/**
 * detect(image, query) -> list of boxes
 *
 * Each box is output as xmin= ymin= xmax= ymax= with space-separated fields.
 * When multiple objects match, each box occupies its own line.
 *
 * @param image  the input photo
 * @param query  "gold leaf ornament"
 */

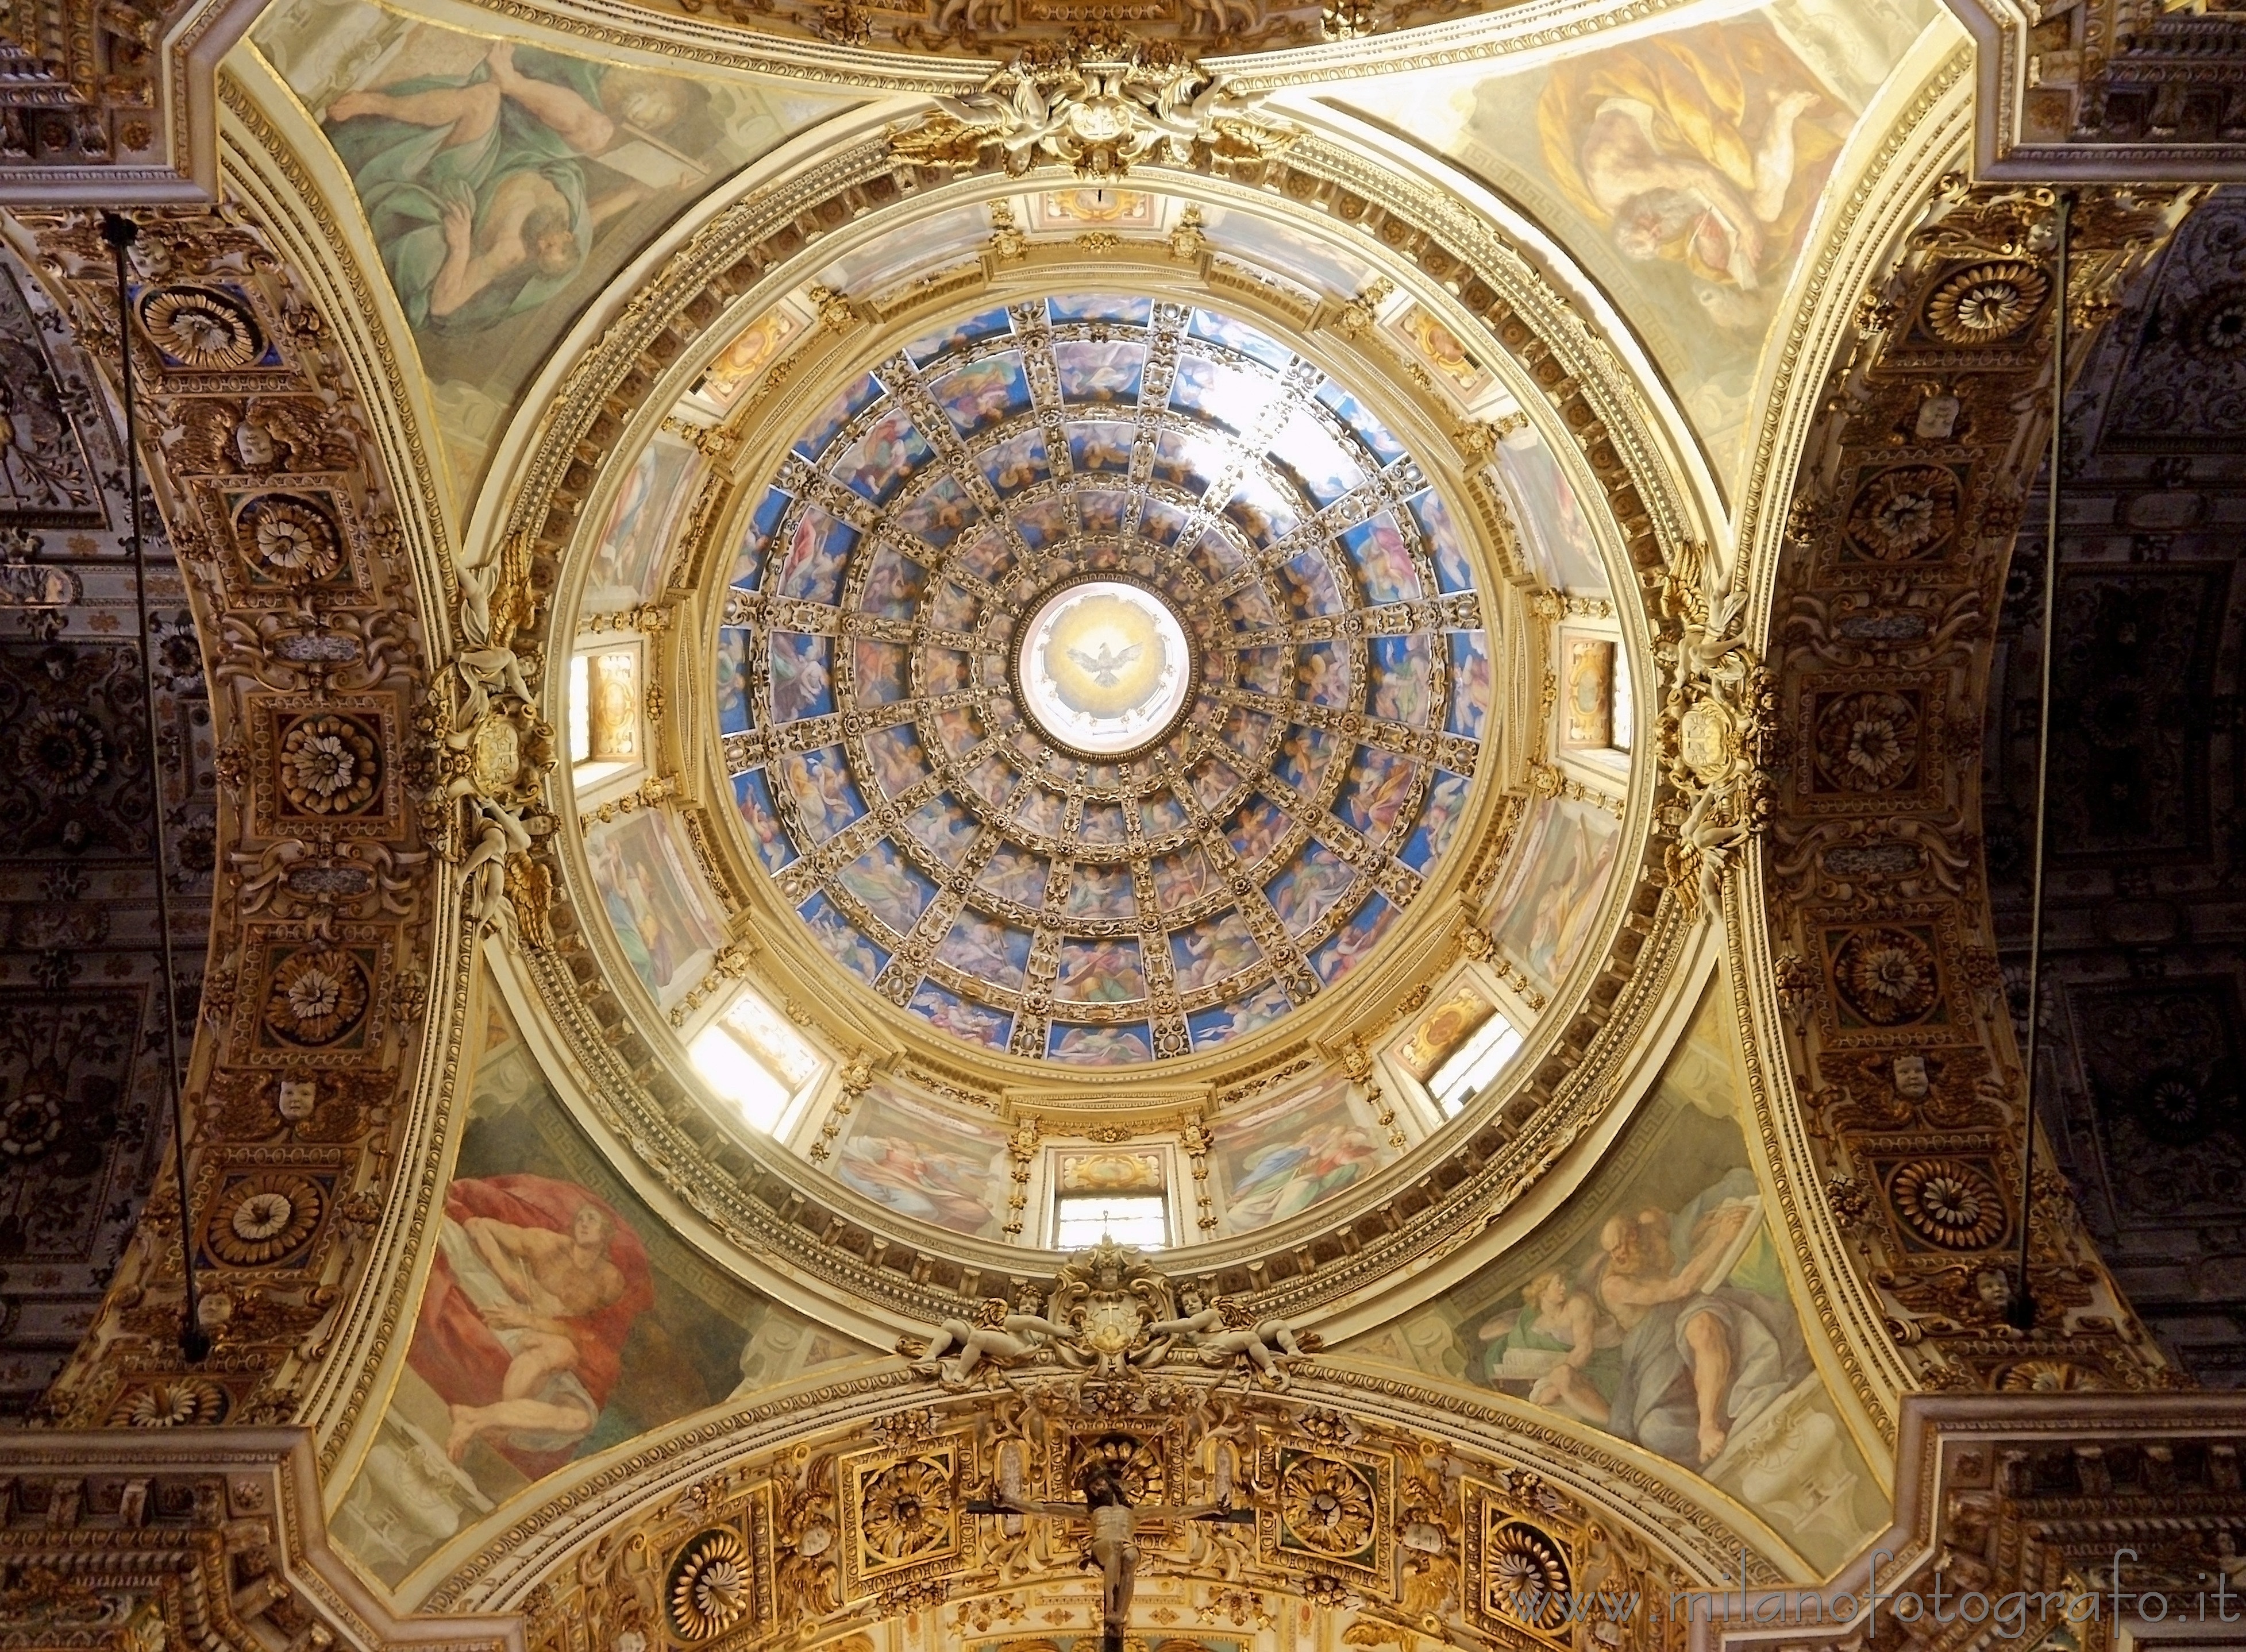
xmin=138 ymin=285 xmax=263 ymax=368
xmin=1280 ymin=1457 xmax=1376 ymax=1555
xmin=666 ymin=1529 xmax=753 ymax=1641
xmin=1923 ymin=260 xmax=2048 ymax=344
xmin=207 ymin=1173 xmax=323 ymax=1266
xmin=859 ymin=1458 xmax=951 ymax=1561
xmin=1485 ymin=1520 xmax=1570 ymax=1631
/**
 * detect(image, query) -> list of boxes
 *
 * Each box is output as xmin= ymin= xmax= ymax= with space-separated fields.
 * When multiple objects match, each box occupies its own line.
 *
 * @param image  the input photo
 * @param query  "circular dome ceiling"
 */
xmin=716 ymin=292 xmax=1492 ymax=1067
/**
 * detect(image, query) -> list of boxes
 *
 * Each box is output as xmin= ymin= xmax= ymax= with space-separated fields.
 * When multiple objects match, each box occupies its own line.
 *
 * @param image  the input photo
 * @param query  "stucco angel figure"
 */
xmin=1658 ymin=538 xmax=1751 ymax=688
xmin=969 ymin=1461 xmax=1253 ymax=1652
xmin=1145 ymin=1290 xmax=1320 ymax=1386
xmin=449 ymin=532 xmax=537 ymax=740
xmin=900 ymin=1296 xmax=1068 ymax=1387
xmin=929 ymin=56 xmax=1070 ymax=175
xmin=460 ymin=794 xmax=533 ymax=927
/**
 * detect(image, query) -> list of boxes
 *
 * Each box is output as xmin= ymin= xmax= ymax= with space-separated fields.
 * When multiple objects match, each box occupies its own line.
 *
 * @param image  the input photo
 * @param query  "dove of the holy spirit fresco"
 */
xmin=1068 ymin=640 xmax=1144 ymax=687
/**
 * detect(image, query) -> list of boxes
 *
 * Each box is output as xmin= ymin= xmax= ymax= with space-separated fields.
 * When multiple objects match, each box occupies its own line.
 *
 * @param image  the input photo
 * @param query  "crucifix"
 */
xmin=969 ymin=1461 xmax=1255 ymax=1652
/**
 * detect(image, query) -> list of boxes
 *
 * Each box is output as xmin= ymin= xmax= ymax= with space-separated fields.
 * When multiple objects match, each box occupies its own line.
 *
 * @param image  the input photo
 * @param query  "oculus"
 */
xmin=1012 ymin=577 xmax=1196 ymax=757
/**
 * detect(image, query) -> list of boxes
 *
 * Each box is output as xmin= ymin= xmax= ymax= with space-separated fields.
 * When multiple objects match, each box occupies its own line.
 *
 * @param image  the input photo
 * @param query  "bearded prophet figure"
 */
xmin=1589 ymin=1169 xmax=1809 ymax=1465
xmin=408 ymin=1175 xmax=653 ymax=1476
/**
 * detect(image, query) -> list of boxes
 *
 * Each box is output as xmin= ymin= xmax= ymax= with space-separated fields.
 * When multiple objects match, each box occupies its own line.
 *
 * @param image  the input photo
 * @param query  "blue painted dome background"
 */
xmin=715 ymin=294 xmax=1492 ymax=1066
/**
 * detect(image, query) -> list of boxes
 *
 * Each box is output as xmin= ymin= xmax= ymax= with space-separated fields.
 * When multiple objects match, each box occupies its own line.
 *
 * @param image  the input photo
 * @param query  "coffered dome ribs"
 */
xmin=716 ymin=294 xmax=1490 ymax=1067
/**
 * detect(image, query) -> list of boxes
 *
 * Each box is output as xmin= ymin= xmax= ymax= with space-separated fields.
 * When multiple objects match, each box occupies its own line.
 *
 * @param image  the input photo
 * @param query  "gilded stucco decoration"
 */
xmin=899 ymin=1240 xmax=1319 ymax=1387
xmin=429 ymin=1346 xmax=1711 ymax=1652
xmin=0 ymin=198 xmax=456 ymax=1449
xmin=1651 ymin=542 xmax=1775 ymax=915
xmin=886 ymin=41 xmax=1296 ymax=179
xmin=1744 ymin=172 xmax=2204 ymax=1407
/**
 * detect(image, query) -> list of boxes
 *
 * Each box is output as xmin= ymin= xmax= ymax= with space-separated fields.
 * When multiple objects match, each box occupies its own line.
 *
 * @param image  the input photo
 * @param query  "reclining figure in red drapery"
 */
xmin=408 ymin=1173 xmax=654 ymax=1475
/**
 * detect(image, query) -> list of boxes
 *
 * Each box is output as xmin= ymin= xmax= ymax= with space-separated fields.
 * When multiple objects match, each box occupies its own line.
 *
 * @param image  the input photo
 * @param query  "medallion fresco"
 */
xmin=1343 ymin=985 xmax=1889 ymax=1571
xmin=333 ymin=987 xmax=874 ymax=1587
xmin=719 ymin=296 xmax=1490 ymax=1066
xmin=1336 ymin=0 xmax=1941 ymax=499
xmin=250 ymin=0 xmax=856 ymax=491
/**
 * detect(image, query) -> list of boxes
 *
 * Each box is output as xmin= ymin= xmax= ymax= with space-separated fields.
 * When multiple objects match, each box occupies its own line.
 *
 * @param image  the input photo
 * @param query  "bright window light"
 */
xmin=691 ymin=986 xmax=823 ymax=1134
xmin=1054 ymin=1192 xmax=1168 ymax=1250
xmin=722 ymin=989 xmax=819 ymax=1089
xmin=1431 ymin=1014 xmax=1524 ymax=1117
xmin=588 ymin=650 xmax=638 ymax=759
xmin=689 ymin=1024 xmax=792 ymax=1132
xmin=1610 ymin=652 xmax=1634 ymax=751
xmin=567 ymin=652 xmax=592 ymax=764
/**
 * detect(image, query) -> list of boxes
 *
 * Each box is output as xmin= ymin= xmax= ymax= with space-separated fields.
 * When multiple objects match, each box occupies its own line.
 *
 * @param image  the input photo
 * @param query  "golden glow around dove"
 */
xmin=1018 ymin=581 xmax=1192 ymax=755
xmin=1046 ymin=594 xmax=1164 ymax=716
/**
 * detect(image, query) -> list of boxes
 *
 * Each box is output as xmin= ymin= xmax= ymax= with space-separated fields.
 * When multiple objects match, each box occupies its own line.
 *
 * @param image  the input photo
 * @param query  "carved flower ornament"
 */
xmin=1831 ymin=927 xmax=1939 ymax=1025
xmin=280 ymin=715 xmax=379 ymax=814
xmin=0 ymin=1058 xmax=66 ymax=1159
xmin=138 ymin=286 xmax=263 ymax=369
xmin=2199 ymin=290 xmax=2246 ymax=354
xmin=1813 ymin=690 xmax=1919 ymax=793
xmin=262 ymin=947 xmax=371 ymax=1045
xmin=1924 ymin=260 xmax=2048 ymax=344
xmin=238 ymin=494 xmax=342 ymax=584
xmin=1997 ymin=1358 xmax=2098 ymax=1392
xmin=1486 ymin=1520 xmax=1571 ymax=1630
xmin=18 ymin=707 xmax=107 ymax=798
xmin=1077 ymin=1432 xmax=1162 ymax=1503
xmin=1846 ymin=465 xmax=1960 ymax=562
xmin=666 ymin=1529 xmax=753 ymax=1641
xmin=108 ymin=1376 xmax=227 ymax=1427
xmin=1887 ymin=1157 xmax=2006 ymax=1250
xmin=208 ymin=1172 xmax=323 ymax=1265
xmin=860 ymin=1458 xmax=951 ymax=1561
xmin=1280 ymin=1457 xmax=1376 ymax=1555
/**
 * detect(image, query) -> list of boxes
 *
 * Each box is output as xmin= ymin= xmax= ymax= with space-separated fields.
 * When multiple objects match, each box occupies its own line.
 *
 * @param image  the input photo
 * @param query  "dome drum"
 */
xmin=531 ymin=167 xmax=1666 ymax=1298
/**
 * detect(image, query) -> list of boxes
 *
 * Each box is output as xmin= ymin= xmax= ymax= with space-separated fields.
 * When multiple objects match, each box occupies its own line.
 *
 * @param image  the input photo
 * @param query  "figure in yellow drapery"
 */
xmin=1536 ymin=18 xmax=1843 ymax=299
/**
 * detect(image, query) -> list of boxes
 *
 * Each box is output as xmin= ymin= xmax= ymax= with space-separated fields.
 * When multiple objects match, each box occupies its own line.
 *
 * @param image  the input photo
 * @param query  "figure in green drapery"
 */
xmin=324 ymin=40 xmax=692 ymax=334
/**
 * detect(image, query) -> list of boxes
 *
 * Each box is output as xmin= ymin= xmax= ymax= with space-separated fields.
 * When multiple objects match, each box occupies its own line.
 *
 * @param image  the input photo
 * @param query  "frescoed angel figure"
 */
xmin=326 ymin=40 xmax=700 ymax=333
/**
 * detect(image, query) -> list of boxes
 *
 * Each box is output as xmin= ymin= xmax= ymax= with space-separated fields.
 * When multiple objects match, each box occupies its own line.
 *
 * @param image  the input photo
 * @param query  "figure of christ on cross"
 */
xmin=970 ymin=1462 xmax=1254 ymax=1652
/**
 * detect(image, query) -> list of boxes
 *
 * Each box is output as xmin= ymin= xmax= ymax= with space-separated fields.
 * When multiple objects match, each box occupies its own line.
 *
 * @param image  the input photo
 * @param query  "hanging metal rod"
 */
xmin=102 ymin=211 xmax=208 ymax=1365
xmin=2008 ymin=191 xmax=2070 ymax=1333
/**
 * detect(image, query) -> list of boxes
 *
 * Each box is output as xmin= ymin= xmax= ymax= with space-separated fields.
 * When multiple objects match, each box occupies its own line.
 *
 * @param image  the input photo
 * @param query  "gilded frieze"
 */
xmin=1 ymin=197 xmax=455 ymax=1448
xmin=1740 ymin=172 xmax=2203 ymax=1410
